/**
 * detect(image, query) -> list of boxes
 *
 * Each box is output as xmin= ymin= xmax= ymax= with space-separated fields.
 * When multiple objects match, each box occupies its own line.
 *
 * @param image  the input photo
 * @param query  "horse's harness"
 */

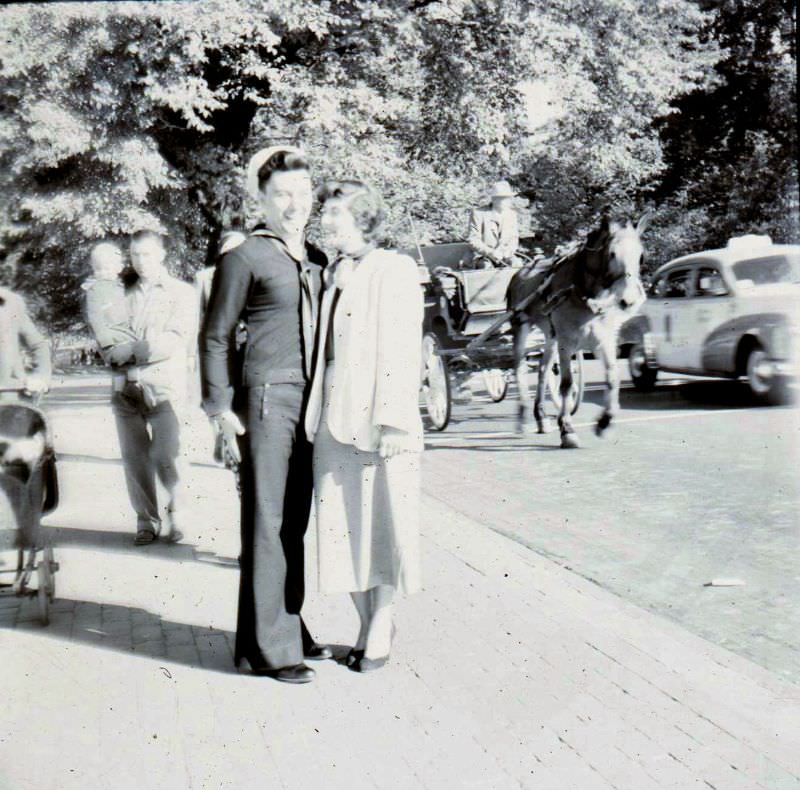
xmin=516 ymin=230 xmax=629 ymax=318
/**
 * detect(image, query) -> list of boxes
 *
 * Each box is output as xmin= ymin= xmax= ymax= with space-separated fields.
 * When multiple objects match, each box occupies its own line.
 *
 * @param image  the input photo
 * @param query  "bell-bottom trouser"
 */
xmin=234 ymin=382 xmax=314 ymax=670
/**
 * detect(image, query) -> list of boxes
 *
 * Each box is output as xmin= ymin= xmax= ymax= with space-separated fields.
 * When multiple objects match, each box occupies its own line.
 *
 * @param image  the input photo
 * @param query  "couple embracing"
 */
xmin=201 ymin=147 xmax=423 ymax=684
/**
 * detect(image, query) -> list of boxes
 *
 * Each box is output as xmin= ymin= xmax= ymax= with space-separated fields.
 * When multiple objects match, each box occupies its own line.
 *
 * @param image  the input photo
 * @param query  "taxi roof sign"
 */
xmin=727 ymin=234 xmax=772 ymax=253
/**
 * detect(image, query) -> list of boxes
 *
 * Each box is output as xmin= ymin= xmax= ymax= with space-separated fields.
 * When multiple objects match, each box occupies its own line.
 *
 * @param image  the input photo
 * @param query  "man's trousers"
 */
xmin=112 ymin=384 xmax=186 ymax=532
xmin=235 ymin=382 xmax=314 ymax=670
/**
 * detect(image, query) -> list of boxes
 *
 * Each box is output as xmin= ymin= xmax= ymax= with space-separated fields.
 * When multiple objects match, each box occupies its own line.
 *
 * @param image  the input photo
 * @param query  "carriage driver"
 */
xmin=467 ymin=180 xmax=520 ymax=268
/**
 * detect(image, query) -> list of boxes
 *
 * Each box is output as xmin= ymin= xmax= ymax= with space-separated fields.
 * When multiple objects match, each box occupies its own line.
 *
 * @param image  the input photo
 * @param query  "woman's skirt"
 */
xmin=313 ymin=366 xmax=421 ymax=595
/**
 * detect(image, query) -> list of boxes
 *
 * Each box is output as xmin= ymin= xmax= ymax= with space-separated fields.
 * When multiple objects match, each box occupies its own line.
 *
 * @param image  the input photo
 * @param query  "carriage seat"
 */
xmin=460 ymin=268 xmax=517 ymax=315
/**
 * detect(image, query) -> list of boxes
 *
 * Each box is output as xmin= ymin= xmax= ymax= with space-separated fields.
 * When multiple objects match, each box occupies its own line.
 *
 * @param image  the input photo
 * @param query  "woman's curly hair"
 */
xmin=317 ymin=179 xmax=386 ymax=242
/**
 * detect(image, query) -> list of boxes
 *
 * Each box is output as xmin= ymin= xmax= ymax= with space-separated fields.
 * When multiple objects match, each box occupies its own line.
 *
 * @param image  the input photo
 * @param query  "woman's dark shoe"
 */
xmin=350 ymin=623 xmax=395 ymax=672
xmin=345 ymin=648 xmax=365 ymax=668
xmin=304 ymin=643 xmax=333 ymax=661
xmin=352 ymin=655 xmax=389 ymax=673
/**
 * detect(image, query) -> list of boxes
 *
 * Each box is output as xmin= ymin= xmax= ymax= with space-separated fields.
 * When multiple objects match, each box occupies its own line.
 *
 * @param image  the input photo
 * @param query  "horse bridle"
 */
xmin=520 ymin=226 xmax=637 ymax=319
xmin=579 ymin=231 xmax=621 ymax=295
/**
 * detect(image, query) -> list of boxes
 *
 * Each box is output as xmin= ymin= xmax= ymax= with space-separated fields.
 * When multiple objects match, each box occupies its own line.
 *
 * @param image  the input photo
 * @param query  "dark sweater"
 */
xmin=201 ymin=235 xmax=325 ymax=415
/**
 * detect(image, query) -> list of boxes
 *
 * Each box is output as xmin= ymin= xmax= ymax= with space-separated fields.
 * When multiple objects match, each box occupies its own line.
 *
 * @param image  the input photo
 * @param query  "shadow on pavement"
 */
xmin=3 ymin=594 xmax=238 ymax=673
xmin=2 ymin=594 xmax=352 ymax=675
xmin=40 ymin=524 xmax=240 ymax=567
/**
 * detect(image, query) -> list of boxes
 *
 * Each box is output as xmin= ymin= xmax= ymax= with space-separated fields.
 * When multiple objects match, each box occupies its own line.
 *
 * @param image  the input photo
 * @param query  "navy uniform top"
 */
xmin=201 ymin=233 xmax=325 ymax=415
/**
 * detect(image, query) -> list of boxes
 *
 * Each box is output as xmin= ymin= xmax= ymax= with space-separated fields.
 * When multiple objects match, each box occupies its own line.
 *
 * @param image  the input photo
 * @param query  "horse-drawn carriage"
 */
xmin=408 ymin=240 xmax=585 ymax=431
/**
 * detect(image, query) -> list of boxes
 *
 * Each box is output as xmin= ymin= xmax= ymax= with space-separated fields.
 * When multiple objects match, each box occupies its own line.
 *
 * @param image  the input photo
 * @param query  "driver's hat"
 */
xmin=489 ymin=180 xmax=516 ymax=199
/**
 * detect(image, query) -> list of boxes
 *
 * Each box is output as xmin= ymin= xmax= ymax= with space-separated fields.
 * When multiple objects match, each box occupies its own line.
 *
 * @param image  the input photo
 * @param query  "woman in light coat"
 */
xmin=305 ymin=180 xmax=423 ymax=672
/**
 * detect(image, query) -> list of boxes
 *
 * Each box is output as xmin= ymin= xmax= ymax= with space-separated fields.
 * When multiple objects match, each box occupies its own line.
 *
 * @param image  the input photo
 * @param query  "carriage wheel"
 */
xmin=12 ymin=548 xmax=25 ymax=594
xmin=483 ymin=369 xmax=508 ymax=402
xmin=44 ymin=546 xmax=57 ymax=600
xmin=546 ymin=350 xmax=585 ymax=415
xmin=37 ymin=557 xmax=51 ymax=625
xmin=421 ymin=332 xmax=451 ymax=431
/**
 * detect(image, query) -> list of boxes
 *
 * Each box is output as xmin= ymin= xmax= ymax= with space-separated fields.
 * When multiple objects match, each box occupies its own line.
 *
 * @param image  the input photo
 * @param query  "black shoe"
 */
xmin=270 ymin=664 xmax=316 ymax=684
xmin=352 ymin=654 xmax=389 ymax=673
xmin=345 ymin=648 xmax=365 ymax=668
xmin=304 ymin=643 xmax=333 ymax=661
xmin=350 ymin=623 xmax=395 ymax=672
xmin=238 ymin=657 xmax=316 ymax=684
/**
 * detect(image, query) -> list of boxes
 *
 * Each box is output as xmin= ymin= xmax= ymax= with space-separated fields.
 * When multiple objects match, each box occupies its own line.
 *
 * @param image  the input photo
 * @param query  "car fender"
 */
xmin=701 ymin=312 xmax=788 ymax=374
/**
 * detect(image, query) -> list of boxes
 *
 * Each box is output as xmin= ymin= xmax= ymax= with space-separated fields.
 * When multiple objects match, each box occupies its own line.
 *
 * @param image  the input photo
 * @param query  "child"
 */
xmin=82 ymin=241 xmax=136 ymax=352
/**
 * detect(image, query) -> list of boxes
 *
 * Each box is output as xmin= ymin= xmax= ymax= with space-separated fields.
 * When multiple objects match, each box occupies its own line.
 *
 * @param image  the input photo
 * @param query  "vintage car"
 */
xmin=620 ymin=235 xmax=799 ymax=404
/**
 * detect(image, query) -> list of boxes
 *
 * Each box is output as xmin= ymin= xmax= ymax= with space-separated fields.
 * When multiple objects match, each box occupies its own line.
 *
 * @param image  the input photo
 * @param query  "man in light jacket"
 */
xmin=107 ymin=230 xmax=198 ymax=546
xmin=468 ymin=179 xmax=520 ymax=267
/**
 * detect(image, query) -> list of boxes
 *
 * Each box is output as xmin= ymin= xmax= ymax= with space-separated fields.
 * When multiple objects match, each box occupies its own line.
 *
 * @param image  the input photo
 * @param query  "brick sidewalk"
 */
xmin=1 ymin=376 xmax=798 ymax=789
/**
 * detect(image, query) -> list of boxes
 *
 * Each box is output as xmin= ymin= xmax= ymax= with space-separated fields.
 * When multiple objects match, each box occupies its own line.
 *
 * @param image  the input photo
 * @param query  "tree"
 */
xmin=0 ymin=1 xmax=335 ymax=327
xmin=0 ymin=0 xmax=717 ymax=330
xmin=652 ymin=0 xmax=798 ymax=265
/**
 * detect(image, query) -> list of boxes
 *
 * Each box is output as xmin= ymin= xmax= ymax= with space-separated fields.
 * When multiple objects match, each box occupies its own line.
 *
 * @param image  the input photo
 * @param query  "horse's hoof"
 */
xmin=517 ymin=419 xmax=537 ymax=436
xmin=595 ymin=414 xmax=612 ymax=437
xmin=561 ymin=432 xmax=580 ymax=449
xmin=536 ymin=418 xmax=554 ymax=435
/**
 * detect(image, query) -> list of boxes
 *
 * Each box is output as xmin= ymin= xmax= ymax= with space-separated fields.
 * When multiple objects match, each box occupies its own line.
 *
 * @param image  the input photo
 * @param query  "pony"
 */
xmin=506 ymin=214 xmax=648 ymax=448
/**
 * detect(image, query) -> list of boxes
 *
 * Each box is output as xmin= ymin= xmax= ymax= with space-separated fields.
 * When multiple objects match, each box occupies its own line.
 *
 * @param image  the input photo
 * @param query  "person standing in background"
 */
xmin=0 ymin=286 xmax=51 ymax=403
xmin=195 ymin=231 xmax=247 ymax=322
xmin=82 ymin=241 xmax=137 ymax=355
xmin=106 ymin=230 xmax=198 ymax=546
xmin=192 ymin=231 xmax=247 ymax=409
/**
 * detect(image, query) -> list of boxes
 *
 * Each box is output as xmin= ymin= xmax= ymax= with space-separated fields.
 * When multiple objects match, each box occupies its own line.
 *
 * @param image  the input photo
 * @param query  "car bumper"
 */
xmin=771 ymin=360 xmax=800 ymax=379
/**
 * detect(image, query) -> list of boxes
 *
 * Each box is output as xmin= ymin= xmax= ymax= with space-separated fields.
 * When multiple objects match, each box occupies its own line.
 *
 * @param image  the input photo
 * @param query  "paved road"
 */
xmin=2 ymin=370 xmax=798 ymax=788
xmin=422 ymin=362 xmax=800 ymax=683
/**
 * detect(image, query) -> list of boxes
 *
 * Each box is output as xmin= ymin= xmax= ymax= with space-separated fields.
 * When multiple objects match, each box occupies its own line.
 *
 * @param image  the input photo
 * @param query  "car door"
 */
xmin=649 ymin=265 xmax=696 ymax=370
xmin=691 ymin=262 xmax=736 ymax=372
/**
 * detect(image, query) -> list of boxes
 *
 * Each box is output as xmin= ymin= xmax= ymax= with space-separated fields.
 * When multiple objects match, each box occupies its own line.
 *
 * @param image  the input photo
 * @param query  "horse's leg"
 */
xmin=534 ymin=329 xmax=556 ymax=434
xmin=594 ymin=323 xmax=619 ymax=437
xmin=556 ymin=340 xmax=580 ymax=449
xmin=513 ymin=320 xmax=536 ymax=434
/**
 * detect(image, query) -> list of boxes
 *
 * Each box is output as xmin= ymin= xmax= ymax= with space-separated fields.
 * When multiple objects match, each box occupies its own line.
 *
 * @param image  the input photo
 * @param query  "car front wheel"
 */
xmin=746 ymin=345 xmax=791 ymax=405
xmin=629 ymin=341 xmax=658 ymax=392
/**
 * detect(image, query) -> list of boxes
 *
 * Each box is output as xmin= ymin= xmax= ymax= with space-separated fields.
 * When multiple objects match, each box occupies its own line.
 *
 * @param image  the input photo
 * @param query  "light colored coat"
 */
xmin=114 ymin=273 xmax=198 ymax=407
xmin=0 ymin=287 xmax=51 ymax=392
xmin=468 ymin=206 xmax=519 ymax=261
xmin=305 ymin=249 xmax=424 ymax=453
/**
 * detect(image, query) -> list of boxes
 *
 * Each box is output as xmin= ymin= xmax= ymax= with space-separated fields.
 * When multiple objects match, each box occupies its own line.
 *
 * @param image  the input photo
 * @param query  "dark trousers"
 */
xmin=235 ymin=383 xmax=314 ymax=669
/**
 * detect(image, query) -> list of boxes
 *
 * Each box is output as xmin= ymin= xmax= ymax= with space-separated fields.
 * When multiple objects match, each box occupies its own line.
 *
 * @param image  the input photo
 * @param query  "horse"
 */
xmin=506 ymin=214 xmax=648 ymax=448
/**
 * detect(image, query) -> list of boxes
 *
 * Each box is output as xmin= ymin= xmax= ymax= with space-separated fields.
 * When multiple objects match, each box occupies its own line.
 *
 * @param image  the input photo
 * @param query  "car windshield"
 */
xmin=732 ymin=254 xmax=800 ymax=285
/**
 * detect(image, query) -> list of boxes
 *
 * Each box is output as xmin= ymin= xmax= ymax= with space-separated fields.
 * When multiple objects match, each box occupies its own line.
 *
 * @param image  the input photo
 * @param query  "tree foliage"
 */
xmin=651 ymin=0 xmax=798 ymax=264
xmin=0 ymin=0 xmax=789 ymax=331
